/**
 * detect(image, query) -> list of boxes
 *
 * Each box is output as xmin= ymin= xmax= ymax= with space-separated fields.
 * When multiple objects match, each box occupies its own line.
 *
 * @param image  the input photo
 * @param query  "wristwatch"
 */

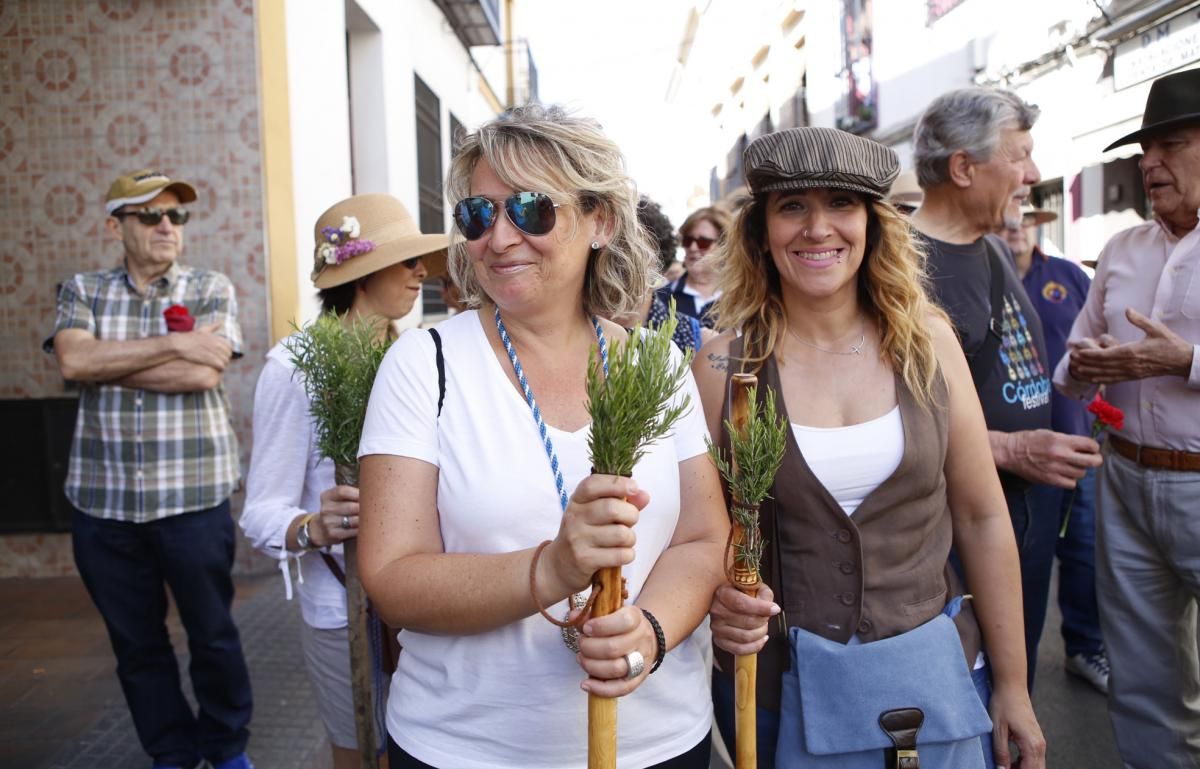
xmin=296 ymin=516 xmax=317 ymax=550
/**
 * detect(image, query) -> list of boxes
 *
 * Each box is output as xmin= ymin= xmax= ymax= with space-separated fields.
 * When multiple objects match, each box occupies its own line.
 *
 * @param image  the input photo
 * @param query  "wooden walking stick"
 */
xmin=286 ymin=314 xmax=392 ymax=769
xmin=708 ymin=374 xmax=787 ymax=769
xmin=584 ymin=306 xmax=693 ymax=769
xmin=338 ymin=465 xmax=382 ymax=769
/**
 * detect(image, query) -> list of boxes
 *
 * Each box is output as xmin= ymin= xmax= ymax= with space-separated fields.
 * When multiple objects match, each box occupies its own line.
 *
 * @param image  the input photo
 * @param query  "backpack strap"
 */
xmin=968 ymin=239 xmax=1006 ymax=391
xmin=429 ymin=328 xmax=445 ymax=417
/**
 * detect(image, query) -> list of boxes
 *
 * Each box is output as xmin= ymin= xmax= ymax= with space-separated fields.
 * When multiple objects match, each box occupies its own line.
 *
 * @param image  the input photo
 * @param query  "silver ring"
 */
xmin=341 ymin=515 xmax=351 ymax=530
xmin=623 ymin=650 xmax=645 ymax=680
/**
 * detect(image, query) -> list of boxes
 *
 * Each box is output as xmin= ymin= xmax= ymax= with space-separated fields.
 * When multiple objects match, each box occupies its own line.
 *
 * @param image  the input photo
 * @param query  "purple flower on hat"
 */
xmin=335 ymin=238 xmax=376 ymax=263
xmin=313 ymin=215 xmax=375 ymax=276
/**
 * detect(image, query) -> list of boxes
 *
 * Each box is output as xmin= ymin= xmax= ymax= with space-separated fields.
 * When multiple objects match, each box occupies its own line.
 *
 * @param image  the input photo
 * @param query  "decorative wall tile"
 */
xmin=0 ymin=1 xmax=271 ymax=572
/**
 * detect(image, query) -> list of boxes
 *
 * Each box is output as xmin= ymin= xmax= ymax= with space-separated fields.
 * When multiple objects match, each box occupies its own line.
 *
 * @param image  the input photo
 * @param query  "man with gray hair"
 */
xmin=910 ymin=87 xmax=1103 ymax=691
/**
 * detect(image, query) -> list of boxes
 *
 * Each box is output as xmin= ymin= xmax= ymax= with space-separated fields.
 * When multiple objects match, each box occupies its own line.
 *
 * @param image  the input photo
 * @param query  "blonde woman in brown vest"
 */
xmin=693 ymin=127 xmax=1046 ymax=769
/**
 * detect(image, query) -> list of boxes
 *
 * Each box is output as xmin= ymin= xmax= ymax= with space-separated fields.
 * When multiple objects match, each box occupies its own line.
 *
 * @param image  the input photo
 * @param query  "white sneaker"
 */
xmin=1065 ymin=651 xmax=1110 ymax=695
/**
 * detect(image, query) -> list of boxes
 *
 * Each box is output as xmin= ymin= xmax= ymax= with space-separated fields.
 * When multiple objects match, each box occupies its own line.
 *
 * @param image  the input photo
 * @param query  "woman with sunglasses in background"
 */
xmin=656 ymin=206 xmax=730 ymax=328
xmin=356 ymin=105 xmax=728 ymax=769
xmin=695 ymin=128 xmax=1044 ymax=768
xmin=240 ymin=194 xmax=447 ymax=769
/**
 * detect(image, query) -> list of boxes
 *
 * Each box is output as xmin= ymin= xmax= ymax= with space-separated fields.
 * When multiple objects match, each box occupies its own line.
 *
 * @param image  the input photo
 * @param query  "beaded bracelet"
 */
xmin=640 ymin=608 xmax=666 ymax=674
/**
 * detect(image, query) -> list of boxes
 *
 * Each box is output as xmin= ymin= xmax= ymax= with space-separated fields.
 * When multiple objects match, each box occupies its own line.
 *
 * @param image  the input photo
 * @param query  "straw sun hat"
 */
xmin=311 ymin=193 xmax=449 ymax=289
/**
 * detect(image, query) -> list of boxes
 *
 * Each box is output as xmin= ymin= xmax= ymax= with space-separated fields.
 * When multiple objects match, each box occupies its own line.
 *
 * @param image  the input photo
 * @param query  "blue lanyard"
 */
xmin=493 ymin=305 xmax=608 ymax=512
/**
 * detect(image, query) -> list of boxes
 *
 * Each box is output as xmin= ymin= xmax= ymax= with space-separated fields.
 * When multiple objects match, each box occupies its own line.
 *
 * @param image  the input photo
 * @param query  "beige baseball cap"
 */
xmin=105 ymin=169 xmax=197 ymax=215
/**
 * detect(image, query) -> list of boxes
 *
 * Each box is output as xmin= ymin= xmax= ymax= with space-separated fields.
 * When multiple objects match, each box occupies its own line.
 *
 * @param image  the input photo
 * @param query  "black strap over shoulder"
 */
xmin=967 ymin=239 xmax=1006 ymax=391
xmin=429 ymin=328 xmax=445 ymax=417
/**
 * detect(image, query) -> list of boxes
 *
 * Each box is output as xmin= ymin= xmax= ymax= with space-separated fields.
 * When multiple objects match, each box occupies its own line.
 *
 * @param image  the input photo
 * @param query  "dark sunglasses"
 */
xmin=115 ymin=207 xmax=190 ymax=226
xmin=681 ymin=235 xmax=716 ymax=250
xmin=453 ymin=192 xmax=559 ymax=240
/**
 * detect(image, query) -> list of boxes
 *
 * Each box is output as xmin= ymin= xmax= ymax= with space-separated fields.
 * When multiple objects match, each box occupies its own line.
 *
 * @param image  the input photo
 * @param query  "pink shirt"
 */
xmin=1053 ymin=213 xmax=1200 ymax=451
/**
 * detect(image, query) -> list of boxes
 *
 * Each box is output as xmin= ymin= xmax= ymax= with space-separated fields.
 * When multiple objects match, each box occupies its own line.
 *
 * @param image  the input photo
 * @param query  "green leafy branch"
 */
xmin=587 ymin=305 xmax=692 ymax=477
xmin=283 ymin=313 xmax=392 ymax=472
xmin=707 ymin=386 xmax=788 ymax=573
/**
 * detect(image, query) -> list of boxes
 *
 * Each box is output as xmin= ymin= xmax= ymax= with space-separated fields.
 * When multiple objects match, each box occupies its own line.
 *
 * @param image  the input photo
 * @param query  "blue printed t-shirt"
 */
xmin=923 ymin=234 xmax=1052 ymax=486
xmin=1021 ymin=247 xmax=1093 ymax=437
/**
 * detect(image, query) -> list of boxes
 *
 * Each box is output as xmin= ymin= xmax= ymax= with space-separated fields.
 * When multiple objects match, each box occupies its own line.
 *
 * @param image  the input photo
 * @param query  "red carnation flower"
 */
xmin=163 ymin=304 xmax=195 ymax=332
xmin=1062 ymin=393 xmax=1125 ymax=537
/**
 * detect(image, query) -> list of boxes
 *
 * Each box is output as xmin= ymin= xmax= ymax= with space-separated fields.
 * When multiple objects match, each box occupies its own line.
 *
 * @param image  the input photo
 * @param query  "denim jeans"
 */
xmin=1004 ymin=483 xmax=1060 ymax=692
xmin=714 ymin=664 xmax=995 ymax=768
xmin=72 ymin=502 xmax=253 ymax=767
xmin=1046 ymin=467 xmax=1105 ymax=657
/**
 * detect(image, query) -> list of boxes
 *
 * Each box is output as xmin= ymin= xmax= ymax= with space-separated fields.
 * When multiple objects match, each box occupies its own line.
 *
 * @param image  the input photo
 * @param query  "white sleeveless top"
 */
xmin=791 ymin=405 xmax=904 ymax=516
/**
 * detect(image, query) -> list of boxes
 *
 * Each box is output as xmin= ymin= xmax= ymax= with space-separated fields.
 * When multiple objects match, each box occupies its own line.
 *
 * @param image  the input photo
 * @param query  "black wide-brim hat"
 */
xmin=1104 ymin=68 xmax=1200 ymax=152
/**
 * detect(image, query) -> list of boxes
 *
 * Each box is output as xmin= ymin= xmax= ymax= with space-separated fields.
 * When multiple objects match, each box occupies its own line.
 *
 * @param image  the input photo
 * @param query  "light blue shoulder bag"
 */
xmin=776 ymin=602 xmax=992 ymax=769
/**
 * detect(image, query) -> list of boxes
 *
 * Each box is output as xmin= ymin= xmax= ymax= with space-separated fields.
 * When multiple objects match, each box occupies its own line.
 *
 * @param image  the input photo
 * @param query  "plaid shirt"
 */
xmin=45 ymin=263 xmax=243 ymax=522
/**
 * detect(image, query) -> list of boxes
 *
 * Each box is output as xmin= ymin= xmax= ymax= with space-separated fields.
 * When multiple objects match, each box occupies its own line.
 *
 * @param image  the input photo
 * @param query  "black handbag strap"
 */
xmin=967 ymin=239 xmax=1006 ymax=391
xmin=319 ymin=551 xmax=347 ymax=586
xmin=429 ymin=328 xmax=445 ymax=417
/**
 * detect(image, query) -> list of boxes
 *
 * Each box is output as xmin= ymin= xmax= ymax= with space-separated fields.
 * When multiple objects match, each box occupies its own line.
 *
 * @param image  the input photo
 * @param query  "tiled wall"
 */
xmin=0 ymin=0 xmax=269 ymax=575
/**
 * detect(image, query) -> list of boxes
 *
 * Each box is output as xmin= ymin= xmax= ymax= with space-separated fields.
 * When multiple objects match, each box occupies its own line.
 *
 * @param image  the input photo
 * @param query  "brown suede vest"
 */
xmin=715 ymin=338 xmax=982 ymax=711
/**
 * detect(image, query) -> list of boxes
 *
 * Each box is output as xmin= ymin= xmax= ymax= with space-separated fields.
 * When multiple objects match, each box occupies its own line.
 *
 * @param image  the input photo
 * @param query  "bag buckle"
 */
xmin=879 ymin=707 xmax=924 ymax=769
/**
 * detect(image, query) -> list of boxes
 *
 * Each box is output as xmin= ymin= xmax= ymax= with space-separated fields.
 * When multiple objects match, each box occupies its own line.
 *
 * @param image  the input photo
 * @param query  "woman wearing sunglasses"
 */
xmin=694 ymin=128 xmax=1044 ymax=768
xmin=356 ymin=105 xmax=728 ymax=769
xmin=240 ymin=194 xmax=447 ymax=769
xmin=656 ymin=206 xmax=730 ymax=328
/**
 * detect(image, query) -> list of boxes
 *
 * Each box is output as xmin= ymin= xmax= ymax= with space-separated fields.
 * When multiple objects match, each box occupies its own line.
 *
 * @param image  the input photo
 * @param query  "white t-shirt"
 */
xmin=240 ymin=339 xmax=348 ymax=629
xmin=359 ymin=310 xmax=713 ymax=769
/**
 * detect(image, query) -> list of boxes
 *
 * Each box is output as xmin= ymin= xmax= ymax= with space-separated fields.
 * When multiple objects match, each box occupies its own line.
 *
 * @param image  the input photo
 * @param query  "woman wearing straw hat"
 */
xmin=240 ymin=194 xmax=447 ymax=769
xmin=356 ymin=104 xmax=728 ymax=769
xmin=695 ymin=127 xmax=1044 ymax=768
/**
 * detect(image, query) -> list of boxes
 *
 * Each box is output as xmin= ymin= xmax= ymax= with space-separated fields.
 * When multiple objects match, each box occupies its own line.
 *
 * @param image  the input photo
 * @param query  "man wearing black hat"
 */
xmin=910 ymin=87 xmax=1104 ymax=693
xmin=1054 ymin=67 xmax=1200 ymax=766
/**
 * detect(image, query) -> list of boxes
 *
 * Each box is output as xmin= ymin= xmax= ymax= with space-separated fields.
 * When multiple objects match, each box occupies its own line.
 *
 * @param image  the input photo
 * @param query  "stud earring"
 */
xmin=590 ymin=241 xmax=601 ymax=250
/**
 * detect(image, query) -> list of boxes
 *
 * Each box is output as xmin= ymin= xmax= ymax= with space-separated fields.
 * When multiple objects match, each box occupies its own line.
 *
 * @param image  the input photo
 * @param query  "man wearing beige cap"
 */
xmin=44 ymin=170 xmax=253 ymax=769
xmin=910 ymin=87 xmax=1103 ymax=693
xmin=1054 ymin=67 xmax=1200 ymax=767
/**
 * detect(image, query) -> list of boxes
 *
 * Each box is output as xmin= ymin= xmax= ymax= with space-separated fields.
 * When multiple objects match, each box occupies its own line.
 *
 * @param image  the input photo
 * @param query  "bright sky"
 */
xmin=516 ymin=0 xmax=715 ymax=226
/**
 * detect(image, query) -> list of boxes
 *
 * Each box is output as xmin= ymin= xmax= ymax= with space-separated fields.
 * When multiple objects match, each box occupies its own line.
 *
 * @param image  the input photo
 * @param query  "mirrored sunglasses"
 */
xmin=681 ymin=235 xmax=716 ymax=250
xmin=115 ymin=207 xmax=190 ymax=226
xmin=453 ymin=192 xmax=559 ymax=240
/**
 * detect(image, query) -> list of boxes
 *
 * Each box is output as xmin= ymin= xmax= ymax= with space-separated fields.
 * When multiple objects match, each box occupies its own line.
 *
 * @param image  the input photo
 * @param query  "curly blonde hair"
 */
xmin=709 ymin=194 xmax=947 ymax=407
xmin=445 ymin=104 xmax=657 ymax=318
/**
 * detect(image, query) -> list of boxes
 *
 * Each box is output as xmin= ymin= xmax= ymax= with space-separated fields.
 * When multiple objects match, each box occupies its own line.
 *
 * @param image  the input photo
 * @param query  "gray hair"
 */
xmin=445 ymin=104 xmax=657 ymax=318
xmin=912 ymin=87 xmax=1040 ymax=188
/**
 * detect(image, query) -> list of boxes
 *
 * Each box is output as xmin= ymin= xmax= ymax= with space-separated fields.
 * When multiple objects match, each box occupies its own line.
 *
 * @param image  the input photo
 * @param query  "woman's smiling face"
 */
xmin=764 ymin=188 xmax=869 ymax=303
xmin=465 ymin=159 xmax=594 ymax=313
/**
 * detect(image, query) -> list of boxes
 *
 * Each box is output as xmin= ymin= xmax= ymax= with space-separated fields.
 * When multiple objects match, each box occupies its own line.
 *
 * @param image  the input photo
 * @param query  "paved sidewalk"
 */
xmin=0 ymin=573 xmax=331 ymax=769
xmin=3 ymin=564 xmax=1122 ymax=769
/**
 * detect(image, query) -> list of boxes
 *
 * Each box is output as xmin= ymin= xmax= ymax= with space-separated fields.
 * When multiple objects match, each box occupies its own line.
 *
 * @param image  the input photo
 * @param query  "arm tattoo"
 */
xmin=707 ymin=353 xmax=729 ymax=372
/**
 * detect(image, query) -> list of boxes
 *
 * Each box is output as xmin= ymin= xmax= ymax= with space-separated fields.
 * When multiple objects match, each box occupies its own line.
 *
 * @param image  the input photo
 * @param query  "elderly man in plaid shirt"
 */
xmin=44 ymin=170 xmax=254 ymax=769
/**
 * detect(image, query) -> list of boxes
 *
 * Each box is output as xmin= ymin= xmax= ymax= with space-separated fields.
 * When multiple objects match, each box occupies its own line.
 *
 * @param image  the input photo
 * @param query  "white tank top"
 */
xmin=791 ymin=405 xmax=904 ymax=515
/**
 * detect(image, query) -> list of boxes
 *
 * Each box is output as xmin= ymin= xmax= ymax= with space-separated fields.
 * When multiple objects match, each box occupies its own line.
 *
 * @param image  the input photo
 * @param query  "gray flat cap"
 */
xmin=744 ymin=127 xmax=900 ymax=199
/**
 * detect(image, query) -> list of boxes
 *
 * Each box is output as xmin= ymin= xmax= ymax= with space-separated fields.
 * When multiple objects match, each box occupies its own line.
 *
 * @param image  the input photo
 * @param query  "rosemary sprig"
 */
xmin=283 ymin=313 xmax=392 ymax=471
xmin=707 ymin=386 xmax=788 ymax=573
xmin=587 ymin=304 xmax=693 ymax=477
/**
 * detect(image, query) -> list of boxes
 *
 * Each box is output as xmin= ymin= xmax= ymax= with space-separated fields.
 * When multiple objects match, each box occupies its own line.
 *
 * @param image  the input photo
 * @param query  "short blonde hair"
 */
xmin=445 ymin=104 xmax=657 ymax=317
xmin=709 ymin=194 xmax=946 ymax=407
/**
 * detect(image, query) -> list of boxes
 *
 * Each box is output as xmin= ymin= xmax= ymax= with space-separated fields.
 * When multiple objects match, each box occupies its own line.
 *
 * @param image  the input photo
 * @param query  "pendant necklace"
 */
xmin=787 ymin=324 xmax=866 ymax=356
xmin=494 ymin=305 xmax=608 ymax=652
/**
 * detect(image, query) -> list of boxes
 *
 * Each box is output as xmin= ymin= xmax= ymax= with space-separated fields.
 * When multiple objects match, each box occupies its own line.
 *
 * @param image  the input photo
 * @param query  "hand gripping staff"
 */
xmin=284 ymin=314 xmax=393 ymax=768
xmin=583 ymin=306 xmax=692 ymax=769
xmin=707 ymin=374 xmax=787 ymax=769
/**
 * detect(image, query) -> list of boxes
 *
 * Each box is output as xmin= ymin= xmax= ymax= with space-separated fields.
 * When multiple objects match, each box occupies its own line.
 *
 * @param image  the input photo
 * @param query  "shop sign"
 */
xmin=1113 ymin=8 xmax=1200 ymax=90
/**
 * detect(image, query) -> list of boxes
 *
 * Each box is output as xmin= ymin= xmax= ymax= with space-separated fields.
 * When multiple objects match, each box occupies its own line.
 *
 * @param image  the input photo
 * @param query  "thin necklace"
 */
xmin=494 ymin=306 xmax=607 ymax=651
xmin=787 ymin=324 xmax=866 ymax=356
